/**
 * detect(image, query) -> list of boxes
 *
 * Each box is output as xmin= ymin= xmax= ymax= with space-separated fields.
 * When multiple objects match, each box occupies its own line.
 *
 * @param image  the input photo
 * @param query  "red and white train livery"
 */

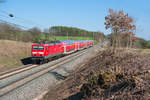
xmin=31 ymin=40 xmax=93 ymax=64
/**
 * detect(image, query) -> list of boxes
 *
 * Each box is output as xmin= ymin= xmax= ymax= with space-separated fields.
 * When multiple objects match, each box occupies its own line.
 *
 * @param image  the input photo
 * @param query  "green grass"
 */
xmin=48 ymin=36 xmax=97 ymax=44
xmin=55 ymin=36 xmax=93 ymax=40
xmin=39 ymin=35 xmax=97 ymax=44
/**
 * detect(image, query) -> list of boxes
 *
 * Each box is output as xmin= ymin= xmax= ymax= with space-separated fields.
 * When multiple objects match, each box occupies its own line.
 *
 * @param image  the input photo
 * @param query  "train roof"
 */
xmin=60 ymin=40 xmax=93 ymax=45
xmin=32 ymin=40 xmax=93 ymax=46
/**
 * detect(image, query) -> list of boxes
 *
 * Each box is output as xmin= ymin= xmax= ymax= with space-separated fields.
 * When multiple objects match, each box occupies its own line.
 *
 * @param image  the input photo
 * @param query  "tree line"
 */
xmin=50 ymin=26 xmax=96 ymax=37
xmin=49 ymin=26 xmax=105 ymax=42
xmin=0 ymin=22 xmax=105 ymax=42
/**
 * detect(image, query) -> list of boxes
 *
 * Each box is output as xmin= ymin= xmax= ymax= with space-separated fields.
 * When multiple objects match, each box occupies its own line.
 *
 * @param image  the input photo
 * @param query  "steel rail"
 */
xmin=0 ymin=65 xmax=38 ymax=80
xmin=0 ymin=50 xmax=87 ymax=97
xmin=0 ymin=49 xmax=86 ymax=80
xmin=0 ymin=50 xmax=86 ymax=89
xmin=0 ymin=64 xmax=33 ymax=76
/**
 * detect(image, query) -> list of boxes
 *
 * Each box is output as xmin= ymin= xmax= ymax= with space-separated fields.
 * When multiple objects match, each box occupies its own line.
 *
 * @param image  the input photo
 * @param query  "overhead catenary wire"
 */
xmin=0 ymin=19 xmax=30 ymax=29
xmin=0 ymin=9 xmax=9 ymax=15
xmin=0 ymin=14 xmax=28 ymax=29
xmin=0 ymin=10 xmax=57 ymax=40
xmin=0 ymin=14 xmax=15 ymax=20
xmin=0 ymin=10 xmax=45 ymax=29
xmin=0 ymin=14 xmax=32 ymax=29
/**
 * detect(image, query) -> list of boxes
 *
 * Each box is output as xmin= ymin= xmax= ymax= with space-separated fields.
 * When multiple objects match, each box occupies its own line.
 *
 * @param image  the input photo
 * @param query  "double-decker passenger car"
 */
xmin=31 ymin=40 xmax=93 ymax=64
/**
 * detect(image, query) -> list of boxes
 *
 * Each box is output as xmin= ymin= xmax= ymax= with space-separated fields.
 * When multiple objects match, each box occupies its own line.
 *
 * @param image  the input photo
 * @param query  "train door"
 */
xmin=45 ymin=46 xmax=49 ymax=56
xmin=58 ymin=44 xmax=62 ymax=53
xmin=53 ymin=44 xmax=57 ymax=54
xmin=49 ymin=46 xmax=51 ymax=55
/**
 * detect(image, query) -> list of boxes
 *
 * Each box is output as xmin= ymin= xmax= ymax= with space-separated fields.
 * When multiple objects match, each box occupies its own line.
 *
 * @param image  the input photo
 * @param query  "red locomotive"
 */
xmin=31 ymin=40 xmax=93 ymax=64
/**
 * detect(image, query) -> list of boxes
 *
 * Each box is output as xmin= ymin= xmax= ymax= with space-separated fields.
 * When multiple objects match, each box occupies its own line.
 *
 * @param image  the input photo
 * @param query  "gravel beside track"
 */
xmin=0 ymin=50 xmax=86 ymax=89
xmin=0 ymin=43 xmax=105 ymax=100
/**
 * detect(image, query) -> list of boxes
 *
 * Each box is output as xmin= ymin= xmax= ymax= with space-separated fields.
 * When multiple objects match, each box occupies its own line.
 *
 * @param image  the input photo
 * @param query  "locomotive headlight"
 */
xmin=39 ymin=52 xmax=44 ymax=54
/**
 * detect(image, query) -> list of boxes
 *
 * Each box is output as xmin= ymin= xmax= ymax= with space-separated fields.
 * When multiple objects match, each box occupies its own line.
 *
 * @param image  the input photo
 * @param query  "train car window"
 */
xmin=33 ymin=46 xmax=38 ymax=50
xmin=38 ymin=46 xmax=44 ymax=50
xmin=46 ymin=47 xmax=48 ymax=50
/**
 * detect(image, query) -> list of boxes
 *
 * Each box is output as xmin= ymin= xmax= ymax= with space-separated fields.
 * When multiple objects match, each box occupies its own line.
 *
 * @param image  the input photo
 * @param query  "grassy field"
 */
xmin=0 ymin=40 xmax=31 ymax=72
xmin=49 ymin=36 xmax=96 ymax=44
xmin=55 ymin=36 xmax=93 ymax=40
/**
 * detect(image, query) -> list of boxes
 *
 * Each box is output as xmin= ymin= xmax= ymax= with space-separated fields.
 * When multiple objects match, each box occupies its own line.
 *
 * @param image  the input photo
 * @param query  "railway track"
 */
xmin=0 ymin=49 xmax=87 ymax=97
xmin=0 ymin=64 xmax=38 ymax=80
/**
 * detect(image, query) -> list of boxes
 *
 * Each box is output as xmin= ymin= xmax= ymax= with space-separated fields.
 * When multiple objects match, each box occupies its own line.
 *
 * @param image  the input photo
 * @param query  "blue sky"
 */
xmin=0 ymin=0 xmax=150 ymax=40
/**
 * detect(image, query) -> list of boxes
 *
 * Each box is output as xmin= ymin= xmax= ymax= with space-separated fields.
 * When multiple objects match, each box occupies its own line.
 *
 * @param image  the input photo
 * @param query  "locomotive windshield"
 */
xmin=33 ymin=46 xmax=44 ymax=50
xmin=38 ymin=46 xmax=44 ymax=50
xmin=33 ymin=46 xmax=38 ymax=50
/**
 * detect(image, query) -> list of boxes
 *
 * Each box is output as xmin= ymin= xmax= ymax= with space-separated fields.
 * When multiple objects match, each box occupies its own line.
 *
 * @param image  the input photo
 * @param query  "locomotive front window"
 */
xmin=33 ymin=46 xmax=44 ymax=50
xmin=38 ymin=46 xmax=44 ymax=50
xmin=33 ymin=46 xmax=38 ymax=50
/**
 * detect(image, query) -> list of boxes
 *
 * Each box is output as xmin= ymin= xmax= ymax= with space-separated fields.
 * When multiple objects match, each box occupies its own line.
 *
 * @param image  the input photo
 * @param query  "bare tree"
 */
xmin=105 ymin=9 xmax=136 ymax=49
xmin=29 ymin=27 xmax=41 ymax=36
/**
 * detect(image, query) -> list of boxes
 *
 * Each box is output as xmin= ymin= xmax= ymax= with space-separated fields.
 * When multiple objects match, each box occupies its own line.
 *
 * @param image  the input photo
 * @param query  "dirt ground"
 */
xmin=43 ymin=49 xmax=150 ymax=100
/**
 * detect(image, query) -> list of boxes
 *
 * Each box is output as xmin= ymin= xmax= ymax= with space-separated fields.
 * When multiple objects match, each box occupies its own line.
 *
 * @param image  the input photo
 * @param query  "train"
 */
xmin=31 ymin=40 xmax=94 ymax=64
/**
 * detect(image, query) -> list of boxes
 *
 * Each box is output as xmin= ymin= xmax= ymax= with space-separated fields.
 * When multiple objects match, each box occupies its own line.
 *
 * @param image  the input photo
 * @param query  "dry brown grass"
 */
xmin=139 ymin=49 xmax=150 ymax=54
xmin=0 ymin=40 xmax=31 ymax=72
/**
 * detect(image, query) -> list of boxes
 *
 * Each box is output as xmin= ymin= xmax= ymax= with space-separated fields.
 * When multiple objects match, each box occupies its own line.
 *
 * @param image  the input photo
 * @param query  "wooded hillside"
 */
xmin=0 ymin=22 xmax=105 ymax=43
